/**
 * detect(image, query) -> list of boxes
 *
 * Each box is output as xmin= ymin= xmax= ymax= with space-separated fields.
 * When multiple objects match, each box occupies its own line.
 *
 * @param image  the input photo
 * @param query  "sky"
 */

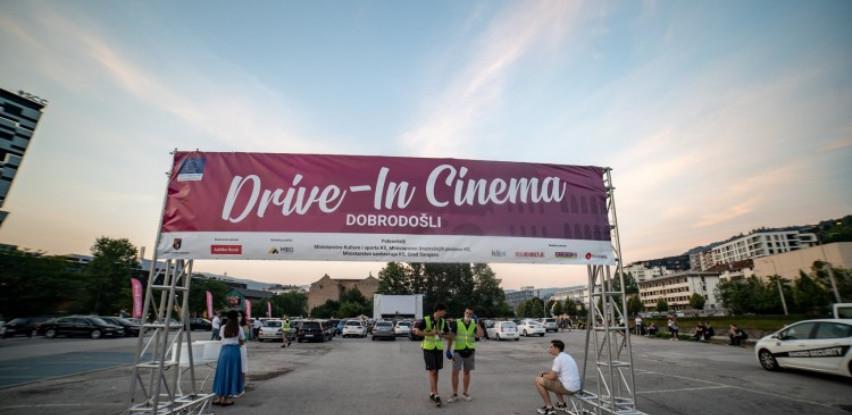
xmin=1 ymin=0 xmax=850 ymax=290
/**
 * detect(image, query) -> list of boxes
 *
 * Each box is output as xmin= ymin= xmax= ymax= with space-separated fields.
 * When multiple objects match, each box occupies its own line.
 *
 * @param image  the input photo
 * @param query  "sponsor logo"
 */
xmin=515 ymin=251 xmax=544 ymax=258
xmin=491 ymin=250 xmax=507 ymax=258
xmin=268 ymin=246 xmax=295 ymax=255
xmin=555 ymin=251 xmax=577 ymax=259
xmin=585 ymin=252 xmax=608 ymax=260
xmin=176 ymin=157 xmax=207 ymax=182
xmin=172 ymin=238 xmax=182 ymax=250
xmin=211 ymin=245 xmax=242 ymax=255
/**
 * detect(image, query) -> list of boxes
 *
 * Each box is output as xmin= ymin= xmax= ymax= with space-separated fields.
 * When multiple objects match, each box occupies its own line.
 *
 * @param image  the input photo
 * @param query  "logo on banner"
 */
xmin=268 ymin=246 xmax=294 ymax=255
xmin=176 ymin=157 xmax=207 ymax=182
xmin=211 ymin=245 xmax=242 ymax=255
xmin=515 ymin=251 xmax=544 ymax=258
xmin=491 ymin=250 xmax=506 ymax=258
xmin=555 ymin=251 xmax=578 ymax=259
xmin=172 ymin=238 xmax=182 ymax=250
xmin=585 ymin=252 xmax=607 ymax=260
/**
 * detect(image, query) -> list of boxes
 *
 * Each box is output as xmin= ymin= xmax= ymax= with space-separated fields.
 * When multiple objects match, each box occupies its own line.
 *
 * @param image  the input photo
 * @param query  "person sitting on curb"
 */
xmin=534 ymin=340 xmax=580 ymax=415
xmin=729 ymin=324 xmax=748 ymax=346
xmin=646 ymin=322 xmax=658 ymax=336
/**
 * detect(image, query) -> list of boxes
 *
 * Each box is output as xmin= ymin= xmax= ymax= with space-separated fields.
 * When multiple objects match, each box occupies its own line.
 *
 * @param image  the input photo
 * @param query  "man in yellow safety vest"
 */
xmin=280 ymin=316 xmax=292 ymax=348
xmin=412 ymin=303 xmax=450 ymax=407
xmin=446 ymin=306 xmax=485 ymax=403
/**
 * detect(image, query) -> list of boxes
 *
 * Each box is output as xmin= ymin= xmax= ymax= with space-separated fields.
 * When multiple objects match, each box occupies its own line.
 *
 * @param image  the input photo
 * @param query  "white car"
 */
xmin=394 ymin=320 xmax=412 ymax=337
xmin=540 ymin=318 xmax=558 ymax=333
xmin=342 ymin=320 xmax=368 ymax=338
xmin=492 ymin=321 xmax=520 ymax=341
xmin=258 ymin=319 xmax=284 ymax=341
xmin=755 ymin=319 xmax=852 ymax=378
xmin=519 ymin=320 xmax=546 ymax=337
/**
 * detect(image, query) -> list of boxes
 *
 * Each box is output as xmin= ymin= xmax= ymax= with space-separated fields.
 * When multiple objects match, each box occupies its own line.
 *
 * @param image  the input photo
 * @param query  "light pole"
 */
xmin=769 ymin=259 xmax=788 ymax=316
xmin=818 ymin=240 xmax=842 ymax=303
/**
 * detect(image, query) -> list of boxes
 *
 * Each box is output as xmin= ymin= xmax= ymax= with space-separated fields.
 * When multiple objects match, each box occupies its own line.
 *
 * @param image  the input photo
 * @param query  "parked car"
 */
xmin=326 ymin=319 xmax=341 ymax=336
xmin=342 ymin=319 xmax=368 ymax=338
xmin=99 ymin=317 xmax=141 ymax=337
xmin=2 ymin=317 xmax=51 ymax=338
xmin=297 ymin=320 xmax=333 ymax=343
xmin=41 ymin=317 xmax=125 ymax=339
xmin=190 ymin=318 xmax=212 ymax=331
xmin=394 ymin=320 xmax=412 ymax=337
xmin=483 ymin=319 xmax=497 ymax=339
xmin=258 ymin=319 xmax=284 ymax=342
xmin=371 ymin=320 xmax=396 ymax=341
xmin=518 ymin=319 xmax=546 ymax=337
xmin=492 ymin=321 xmax=520 ymax=341
xmin=540 ymin=318 xmax=558 ymax=333
xmin=336 ymin=320 xmax=346 ymax=335
xmin=755 ymin=319 xmax=852 ymax=378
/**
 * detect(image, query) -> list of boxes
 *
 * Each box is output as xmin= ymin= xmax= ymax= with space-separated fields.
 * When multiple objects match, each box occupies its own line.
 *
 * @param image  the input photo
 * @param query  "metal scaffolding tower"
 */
xmin=569 ymin=168 xmax=647 ymax=415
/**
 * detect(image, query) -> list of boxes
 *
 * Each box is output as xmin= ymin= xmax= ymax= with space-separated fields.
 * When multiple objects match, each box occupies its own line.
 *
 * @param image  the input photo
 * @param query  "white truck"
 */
xmin=373 ymin=294 xmax=424 ymax=321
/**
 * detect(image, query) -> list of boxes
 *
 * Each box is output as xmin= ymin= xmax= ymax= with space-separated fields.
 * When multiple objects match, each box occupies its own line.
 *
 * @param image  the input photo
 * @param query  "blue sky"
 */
xmin=1 ymin=1 xmax=850 ymax=289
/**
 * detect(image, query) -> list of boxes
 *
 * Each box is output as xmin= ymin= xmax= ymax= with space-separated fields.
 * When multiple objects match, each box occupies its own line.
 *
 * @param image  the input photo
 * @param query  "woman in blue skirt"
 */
xmin=212 ymin=310 xmax=244 ymax=406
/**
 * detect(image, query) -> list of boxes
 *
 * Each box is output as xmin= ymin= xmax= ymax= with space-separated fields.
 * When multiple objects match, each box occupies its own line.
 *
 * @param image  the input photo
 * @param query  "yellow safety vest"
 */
xmin=421 ymin=316 xmax=445 ymax=350
xmin=453 ymin=319 xmax=476 ymax=351
xmin=283 ymin=320 xmax=291 ymax=332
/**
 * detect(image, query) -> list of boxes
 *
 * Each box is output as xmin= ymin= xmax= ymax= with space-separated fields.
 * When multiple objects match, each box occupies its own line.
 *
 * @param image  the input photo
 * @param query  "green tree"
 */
xmin=564 ymin=300 xmax=578 ymax=317
xmin=0 ymin=249 xmax=86 ymax=317
xmin=526 ymin=298 xmax=545 ymax=318
xmin=188 ymin=278 xmax=230 ymax=317
xmin=270 ymin=291 xmax=308 ymax=317
xmin=310 ymin=299 xmax=340 ymax=318
xmin=84 ymin=237 xmax=138 ymax=315
xmin=792 ymin=271 xmax=830 ymax=314
xmin=627 ymin=295 xmax=643 ymax=316
xmin=377 ymin=262 xmax=411 ymax=294
xmin=655 ymin=299 xmax=669 ymax=312
xmin=516 ymin=302 xmax=528 ymax=318
xmin=552 ymin=301 xmax=564 ymax=316
xmin=689 ymin=293 xmax=706 ymax=310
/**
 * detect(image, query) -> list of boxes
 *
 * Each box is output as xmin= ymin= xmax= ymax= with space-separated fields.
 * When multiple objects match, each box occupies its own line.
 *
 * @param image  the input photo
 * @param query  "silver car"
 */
xmin=371 ymin=320 xmax=396 ymax=341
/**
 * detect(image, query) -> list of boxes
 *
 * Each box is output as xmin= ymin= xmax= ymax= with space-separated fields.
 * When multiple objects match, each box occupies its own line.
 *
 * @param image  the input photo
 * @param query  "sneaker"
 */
xmin=536 ymin=406 xmax=555 ymax=414
xmin=555 ymin=401 xmax=568 ymax=412
xmin=461 ymin=393 xmax=472 ymax=401
xmin=434 ymin=395 xmax=442 ymax=407
xmin=446 ymin=394 xmax=458 ymax=403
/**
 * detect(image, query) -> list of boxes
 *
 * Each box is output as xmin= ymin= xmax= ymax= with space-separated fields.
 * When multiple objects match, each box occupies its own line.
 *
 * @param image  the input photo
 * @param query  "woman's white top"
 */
xmin=220 ymin=326 xmax=244 ymax=345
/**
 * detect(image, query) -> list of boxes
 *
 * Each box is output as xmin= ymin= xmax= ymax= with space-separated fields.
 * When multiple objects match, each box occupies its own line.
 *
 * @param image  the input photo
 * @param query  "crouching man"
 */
xmin=534 ymin=340 xmax=580 ymax=414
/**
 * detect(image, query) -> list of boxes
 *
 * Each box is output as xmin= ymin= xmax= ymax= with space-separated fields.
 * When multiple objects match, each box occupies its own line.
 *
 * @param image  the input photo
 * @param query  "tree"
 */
xmin=564 ymin=300 xmax=578 ymax=317
xmin=270 ymin=291 xmax=308 ymax=317
xmin=655 ymin=299 xmax=669 ymax=312
xmin=526 ymin=298 xmax=545 ymax=318
xmin=793 ymin=271 xmax=830 ymax=314
xmin=516 ymin=302 xmax=528 ymax=318
xmin=84 ymin=237 xmax=138 ymax=315
xmin=552 ymin=301 xmax=564 ymax=316
xmin=189 ymin=278 xmax=230 ymax=317
xmin=627 ymin=295 xmax=643 ymax=316
xmin=689 ymin=293 xmax=706 ymax=310
xmin=377 ymin=262 xmax=411 ymax=294
xmin=0 ymin=249 xmax=86 ymax=317
xmin=545 ymin=299 xmax=556 ymax=316
xmin=310 ymin=299 xmax=340 ymax=319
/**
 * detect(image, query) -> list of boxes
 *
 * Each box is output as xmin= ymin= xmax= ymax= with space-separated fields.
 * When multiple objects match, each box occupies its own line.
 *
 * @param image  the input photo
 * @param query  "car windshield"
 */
xmin=346 ymin=321 xmax=362 ymax=326
xmin=302 ymin=322 xmax=320 ymax=329
xmin=265 ymin=321 xmax=282 ymax=328
xmin=377 ymin=322 xmax=392 ymax=327
xmin=544 ymin=319 xmax=556 ymax=323
xmin=397 ymin=322 xmax=411 ymax=327
xmin=501 ymin=323 xmax=516 ymax=328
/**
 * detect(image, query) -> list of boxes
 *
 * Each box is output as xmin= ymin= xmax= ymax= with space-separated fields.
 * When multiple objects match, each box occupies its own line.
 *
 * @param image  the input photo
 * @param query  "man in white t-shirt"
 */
xmin=211 ymin=313 xmax=221 ymax=341
xmin=534 ymin=339 xmax=580 ymax=414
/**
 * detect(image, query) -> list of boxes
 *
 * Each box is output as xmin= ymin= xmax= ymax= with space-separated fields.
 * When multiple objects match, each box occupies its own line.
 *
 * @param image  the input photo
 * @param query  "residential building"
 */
xmin=552 ymin=285 xmax=591 ymax=306
xmin=710 ymin=230 xmax=817 ymax=265
xmin=505 ymin=287 xmax=538 ymax=308
xmin=264 ymin=284 xmax=308 ymax=295
xmin=308 ymin=274 xmax=379 ymax=311
xmin=753 ymin=242 xmax=852 ymax=281
xmin=632 ymin=254 xmax=690 ymax=272
xmin=638 ymin=271 xmax=721 ymax=311
xmin=623 ymin=263 xmax=670 ymax=282
xmin=0 ymin=88 xmax=47 ymax=228
xmin=705 ymin=259 xmax=755 ymax=281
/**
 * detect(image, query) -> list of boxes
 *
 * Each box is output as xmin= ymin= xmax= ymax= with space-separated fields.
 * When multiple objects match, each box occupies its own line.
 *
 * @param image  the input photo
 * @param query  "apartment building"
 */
xmin=638 ymin=271 xmax=720 ymax=311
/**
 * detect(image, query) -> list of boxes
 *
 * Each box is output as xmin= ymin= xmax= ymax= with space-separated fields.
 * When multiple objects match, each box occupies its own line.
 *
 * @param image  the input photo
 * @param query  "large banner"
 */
xmin=156 ymin=152 xmax=614 ymax=265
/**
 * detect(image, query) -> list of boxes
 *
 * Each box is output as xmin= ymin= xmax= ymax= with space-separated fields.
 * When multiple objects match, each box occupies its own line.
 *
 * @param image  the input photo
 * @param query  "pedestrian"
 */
xmin=211 ymin=312 xmax=221 ymax=341
xmin=634 ymin=315 xmax=643 ymax=336
xmin=412 ymin=303 xmax=450 ymax=407
xmin=280 ymin=316 xmax=292 ymax=348
xmin=212 ymin=310 xmax=243 ymax=406
xmin=704 ymin=321 xmax=715 ymax=339
xmin=252 ymin=318 xmax=262 ymax=340
xmin=647 ymin=322 xmax=658 ymax=336
xmin=667 ymin=316 xmax=679 ymax=341
xmin=239 ymin=313 xmax=250 ymax=393
xmin=534 ymin=339 xmax=580 ymax=414
xmin=446 ymin=306 xmax=485 ymax=403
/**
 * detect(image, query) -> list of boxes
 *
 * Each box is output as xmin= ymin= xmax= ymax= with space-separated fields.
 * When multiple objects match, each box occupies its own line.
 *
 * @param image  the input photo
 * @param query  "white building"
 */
xmin=623 ymin=263 xmax=671 ymax=282
xmin=638 ymin=272 xmax=721 ymax=311
xmin=709 ymin=230 xmax=817 ymax=266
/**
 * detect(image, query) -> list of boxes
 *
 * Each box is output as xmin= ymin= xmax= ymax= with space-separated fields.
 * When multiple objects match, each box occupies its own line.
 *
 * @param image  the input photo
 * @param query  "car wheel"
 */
xmin=91 ymin=330 xmax=102 ymax=339
xmin=46 ymin=329 xmax=57 ymax=338
xmin=523 ymin=330 xmax=528 ymax=337
xmin=515 ymin=337 xmax=519 ymax=341
xmin=540 ymin=333 xmax=545 ymax=337
xmin=371 ymin=336 xmax=376 ymax=341
xmin=758 ymin=349 xmax=779 ymax=371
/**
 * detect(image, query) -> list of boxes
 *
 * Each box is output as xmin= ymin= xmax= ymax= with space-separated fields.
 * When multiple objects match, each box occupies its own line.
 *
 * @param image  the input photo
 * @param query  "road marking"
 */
xmin=634 ymin=369 xmax=838 ymax=409
xmin=636 ymin=385 xmax=731 ymax=394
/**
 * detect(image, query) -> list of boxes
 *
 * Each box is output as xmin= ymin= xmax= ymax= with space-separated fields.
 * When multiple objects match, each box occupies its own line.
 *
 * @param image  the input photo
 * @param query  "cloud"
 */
xmin=400 ymin=1 xmax=581 ymax=157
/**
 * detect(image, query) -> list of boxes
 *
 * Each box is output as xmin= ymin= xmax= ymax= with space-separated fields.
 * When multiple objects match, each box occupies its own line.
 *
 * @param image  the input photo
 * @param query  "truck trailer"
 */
xmin=373 ymin=294 xmax=424 ymax=321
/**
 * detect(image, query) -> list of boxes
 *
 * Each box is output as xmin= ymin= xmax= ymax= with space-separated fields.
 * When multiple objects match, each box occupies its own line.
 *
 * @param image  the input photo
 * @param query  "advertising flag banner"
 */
xmin=131 ymin=278 xmax=143 ymax=319
xmin=156 ymin=152 xmax=614 ymax=265
xmin=267 ymin=301 xmax=272 ymax=318
xmin=206 ymin=290 xmax=213 ymax=320
xmin=245 ymin=300 xmax=252 ymax=321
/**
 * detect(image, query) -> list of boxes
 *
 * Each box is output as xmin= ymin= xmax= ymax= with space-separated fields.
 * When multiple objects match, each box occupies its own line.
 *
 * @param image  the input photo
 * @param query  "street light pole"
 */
xmin=819 ymin=243 xmax=842 ymax=303
xmin=769 ymin=259 xmax=788 ymax=316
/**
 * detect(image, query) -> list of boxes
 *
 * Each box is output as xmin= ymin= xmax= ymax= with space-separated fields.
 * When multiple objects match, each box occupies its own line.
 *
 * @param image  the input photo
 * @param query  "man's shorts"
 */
xmin=542 ymin=378 xmax=575 ymax=395
xmin=452 ymin=350 xmax=475 ymax=371
xmin=423 ymin=349 xmax=443 ymax=371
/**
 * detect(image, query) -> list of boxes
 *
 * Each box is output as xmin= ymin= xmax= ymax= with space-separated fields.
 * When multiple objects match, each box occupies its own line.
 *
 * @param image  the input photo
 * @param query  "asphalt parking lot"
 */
xmin=0 ymin=331 xmax=850 ymax=415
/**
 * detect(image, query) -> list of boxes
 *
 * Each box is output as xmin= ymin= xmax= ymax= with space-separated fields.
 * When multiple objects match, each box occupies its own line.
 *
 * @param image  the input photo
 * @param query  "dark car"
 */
xmin=371 ymin=320 xmax=396 ymax=341
xmin=190 ymin=318 xmax=212 ymax=331
xmin=2 ymin=317 xmax=51 ymax=338
xmin=297 ymin=320 xmax=333 ymax=343
xmin=99 ymin=317 xmax=141 ymax=337
xmin=41 ymin=316 xmax=125 ymax=339
xmin=327 ymin=319 xmax=341 ymax=336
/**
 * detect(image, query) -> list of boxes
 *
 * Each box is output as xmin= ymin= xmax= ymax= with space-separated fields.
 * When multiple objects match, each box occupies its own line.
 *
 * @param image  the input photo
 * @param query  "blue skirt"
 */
xmin=212 ymin=344 xmax=244 ymax=396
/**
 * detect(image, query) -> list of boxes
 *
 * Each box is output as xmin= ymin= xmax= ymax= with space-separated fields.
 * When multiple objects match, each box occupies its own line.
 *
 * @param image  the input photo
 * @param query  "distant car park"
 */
xmin=40 ymin=317 xmax=124 ymax=339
